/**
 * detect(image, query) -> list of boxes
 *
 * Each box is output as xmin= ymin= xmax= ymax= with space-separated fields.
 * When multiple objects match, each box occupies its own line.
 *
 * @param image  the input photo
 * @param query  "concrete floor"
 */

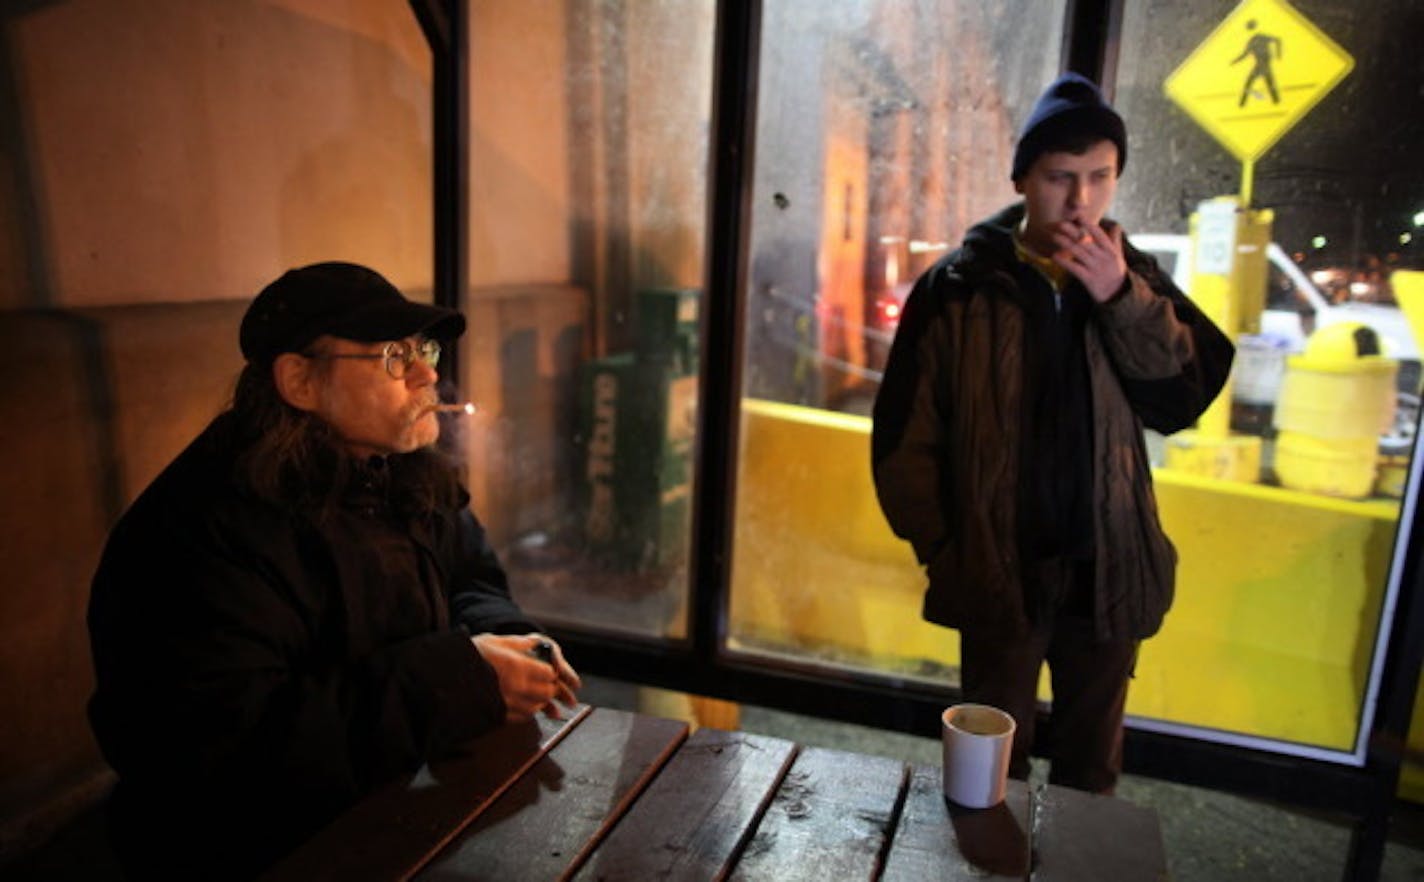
xmin=582 ymin=675 xmax=1424 ymax=882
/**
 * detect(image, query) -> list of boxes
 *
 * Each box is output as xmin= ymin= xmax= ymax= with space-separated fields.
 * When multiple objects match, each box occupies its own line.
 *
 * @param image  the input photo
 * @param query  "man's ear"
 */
xmin=272 ymin=353 xmax=320 ymax=412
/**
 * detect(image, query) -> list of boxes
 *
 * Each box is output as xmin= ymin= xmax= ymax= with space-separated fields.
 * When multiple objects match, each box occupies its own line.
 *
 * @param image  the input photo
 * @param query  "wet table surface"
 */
xmin=263 ymin=705 xmax=1167 ymax=881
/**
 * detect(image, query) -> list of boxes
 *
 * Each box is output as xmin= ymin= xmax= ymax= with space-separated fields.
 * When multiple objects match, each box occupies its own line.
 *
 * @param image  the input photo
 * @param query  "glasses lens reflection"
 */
xmin=382 ymin=339 xmax=441 ymax=378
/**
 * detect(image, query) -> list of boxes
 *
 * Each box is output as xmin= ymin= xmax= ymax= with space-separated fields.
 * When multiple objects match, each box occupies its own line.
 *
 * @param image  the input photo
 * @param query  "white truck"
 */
xmin=1130 ymin=233 xmax=1418 ymax=365
xmin=1130 ymin=233 xmax=1420 ymax=448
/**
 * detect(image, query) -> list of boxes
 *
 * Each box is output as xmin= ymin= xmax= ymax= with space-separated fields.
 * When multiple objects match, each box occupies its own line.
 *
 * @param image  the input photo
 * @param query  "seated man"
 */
xmin=87 ymin=261 xmax=581 ymax=880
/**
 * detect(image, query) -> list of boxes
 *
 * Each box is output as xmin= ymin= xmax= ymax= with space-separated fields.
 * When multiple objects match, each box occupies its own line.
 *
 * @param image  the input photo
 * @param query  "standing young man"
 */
xmin=871 ymin=73 xmax=1234 ymax=793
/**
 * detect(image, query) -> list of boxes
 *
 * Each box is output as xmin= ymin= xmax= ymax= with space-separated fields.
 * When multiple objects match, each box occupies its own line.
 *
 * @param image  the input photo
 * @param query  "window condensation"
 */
xmin=730 ymin=0 xmax=1066 ymax=681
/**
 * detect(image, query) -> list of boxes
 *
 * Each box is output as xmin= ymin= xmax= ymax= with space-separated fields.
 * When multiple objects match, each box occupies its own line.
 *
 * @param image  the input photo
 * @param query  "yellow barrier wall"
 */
xmin=730 ymin=399 xmax=1401 ymax=758
xmin=729 ymin=400 xmax=955 ymax=671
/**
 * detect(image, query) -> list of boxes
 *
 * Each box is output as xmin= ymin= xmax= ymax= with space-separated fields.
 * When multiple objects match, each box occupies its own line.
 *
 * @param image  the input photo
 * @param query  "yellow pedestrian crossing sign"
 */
xmin=1164 ymin=0 xmax=1353 ymax=161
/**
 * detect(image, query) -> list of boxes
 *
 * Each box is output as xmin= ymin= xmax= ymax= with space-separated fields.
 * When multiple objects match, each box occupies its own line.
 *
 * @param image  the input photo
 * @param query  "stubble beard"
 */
xmin=398 ymin=393 xmax=442 ymax=451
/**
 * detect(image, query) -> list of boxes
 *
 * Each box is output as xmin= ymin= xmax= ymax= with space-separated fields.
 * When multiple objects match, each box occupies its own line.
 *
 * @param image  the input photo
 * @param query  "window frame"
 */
xmin=420 ymin=2 xmax=1424 ymax=876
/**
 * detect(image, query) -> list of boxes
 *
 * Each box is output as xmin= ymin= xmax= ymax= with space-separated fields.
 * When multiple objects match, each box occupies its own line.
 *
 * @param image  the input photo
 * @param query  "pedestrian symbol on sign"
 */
xmin=1232 ymin=19 xmax=1283 ymax=107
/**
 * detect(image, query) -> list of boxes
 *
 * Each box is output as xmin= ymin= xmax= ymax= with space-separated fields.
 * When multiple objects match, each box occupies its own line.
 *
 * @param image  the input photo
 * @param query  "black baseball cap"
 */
xmin=239 ymin=262 xmax=465 ymax=364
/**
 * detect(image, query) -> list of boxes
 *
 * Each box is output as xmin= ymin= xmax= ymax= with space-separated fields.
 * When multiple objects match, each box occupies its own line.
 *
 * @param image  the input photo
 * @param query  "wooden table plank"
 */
xmin=880 ymin=767 xmax=1032 ymax=882
xmin=414 ymin=707 xmax=688 ymax=880
xmin=572 ymin=728 xmax=798 ymax=881
xmin=1030 ymin=783 xmax=1169 ymax=882
xmin=727 ymin=746 xmax=907 ymax=882
xmin=262 ymin=706 xmax=591 ymax=882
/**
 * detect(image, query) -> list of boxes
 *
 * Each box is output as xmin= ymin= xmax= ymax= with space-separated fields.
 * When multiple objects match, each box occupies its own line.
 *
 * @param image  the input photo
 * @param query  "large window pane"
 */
xmin=730 ymin=0 xmax=1424 ymax=770
xmin=731 ymin=0 xmax=1066 ymax=676
xmin=470 ymin=1 xmax=714 ymax=642
xmin=1113 ymin=0 xmax=1422 ymax=762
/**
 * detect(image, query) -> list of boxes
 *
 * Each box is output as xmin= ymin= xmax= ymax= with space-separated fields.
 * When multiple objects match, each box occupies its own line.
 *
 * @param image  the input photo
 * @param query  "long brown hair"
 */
xmin=229 ymin=362 xmax=461 ymax=517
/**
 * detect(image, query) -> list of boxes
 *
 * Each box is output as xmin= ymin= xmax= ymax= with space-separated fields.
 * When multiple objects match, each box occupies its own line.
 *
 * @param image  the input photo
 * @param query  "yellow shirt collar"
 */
xmin=1013 ymin=226 xmax=1070 ymax=292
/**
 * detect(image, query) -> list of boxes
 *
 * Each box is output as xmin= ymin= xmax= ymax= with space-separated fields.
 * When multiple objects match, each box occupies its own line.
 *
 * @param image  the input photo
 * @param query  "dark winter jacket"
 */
xmin=87 ymin=412 xmax=539 ymax=879
xmin=871 ymin=203 xmax=1234 ymax=641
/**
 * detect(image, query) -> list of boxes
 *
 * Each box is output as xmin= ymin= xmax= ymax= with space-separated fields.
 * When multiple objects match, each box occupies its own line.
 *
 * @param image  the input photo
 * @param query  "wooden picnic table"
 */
xmin=264 ymin=705 xmax=1167 ymax=881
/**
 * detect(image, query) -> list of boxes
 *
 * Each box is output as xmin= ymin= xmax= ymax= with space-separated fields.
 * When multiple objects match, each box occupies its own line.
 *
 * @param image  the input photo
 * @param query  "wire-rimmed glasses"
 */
xmin=304 ymin=339 xmax=441 ymax=379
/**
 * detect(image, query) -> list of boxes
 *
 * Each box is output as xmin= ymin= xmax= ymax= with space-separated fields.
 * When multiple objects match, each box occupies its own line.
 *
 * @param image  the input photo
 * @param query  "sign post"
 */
xmin=1160 ymin=0 xmax=1353 ymax=477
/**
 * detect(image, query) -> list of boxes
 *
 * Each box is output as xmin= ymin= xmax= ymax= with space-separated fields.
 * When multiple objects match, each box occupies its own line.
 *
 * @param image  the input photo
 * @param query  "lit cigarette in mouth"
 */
xmin=425 ymin=402 xmax=478 ymax=416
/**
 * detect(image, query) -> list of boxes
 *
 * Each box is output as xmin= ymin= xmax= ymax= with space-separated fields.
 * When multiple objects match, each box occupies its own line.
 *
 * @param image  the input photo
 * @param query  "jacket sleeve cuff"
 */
xmin=1103 ymin=274 xmax=1132 ymax=305
xmin=422 ymin=631 xmax=506 ymax=752
xmin=1095 ymin=271 xmax=1153 ymax=324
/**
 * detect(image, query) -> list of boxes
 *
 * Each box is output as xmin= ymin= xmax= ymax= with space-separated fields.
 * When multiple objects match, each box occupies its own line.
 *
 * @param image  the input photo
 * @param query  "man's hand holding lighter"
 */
xmin=472 ymin=632 xmax=582 ymax=723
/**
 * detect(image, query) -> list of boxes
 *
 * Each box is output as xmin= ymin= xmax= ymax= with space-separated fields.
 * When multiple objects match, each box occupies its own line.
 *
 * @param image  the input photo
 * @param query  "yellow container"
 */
xmin=1274 ymin=431 xmax=1379 ymax=499
xmin=1378 ymin=454 xmax=1410 ymax=499
xmin=1273 ymin=323 xmax=1397 ymax=440
xmin=1164 ymin=431 xmax=1262 ymax=483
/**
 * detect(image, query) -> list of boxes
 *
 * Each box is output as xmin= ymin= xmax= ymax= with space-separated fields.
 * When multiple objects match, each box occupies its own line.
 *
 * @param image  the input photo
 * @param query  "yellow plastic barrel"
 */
xmin=1273 ymin=323 xmax=1396 ymax=498
xmin=1274 ymin=433 xmax=1382 ymax=499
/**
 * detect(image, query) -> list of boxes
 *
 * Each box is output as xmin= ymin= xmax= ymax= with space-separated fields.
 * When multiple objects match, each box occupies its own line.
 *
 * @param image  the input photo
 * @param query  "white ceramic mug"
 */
xmin=941 ymin=703 xmax=1016 ymax=808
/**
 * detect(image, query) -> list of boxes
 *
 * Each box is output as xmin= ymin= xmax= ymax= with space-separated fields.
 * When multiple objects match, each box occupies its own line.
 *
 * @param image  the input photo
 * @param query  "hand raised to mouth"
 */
xmin=1050 ymin=219 xmax=1127 ymax=303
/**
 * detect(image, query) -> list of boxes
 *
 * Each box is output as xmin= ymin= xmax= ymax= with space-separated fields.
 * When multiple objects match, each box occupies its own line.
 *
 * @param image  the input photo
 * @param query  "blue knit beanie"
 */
xmin=1011 ymin=73 xmax=1126 ymax=181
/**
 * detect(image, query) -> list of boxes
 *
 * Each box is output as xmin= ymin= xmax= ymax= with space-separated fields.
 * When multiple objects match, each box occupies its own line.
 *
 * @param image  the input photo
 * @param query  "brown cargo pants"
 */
xmin=957 ymin=561 xmax=1139 ymax=795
